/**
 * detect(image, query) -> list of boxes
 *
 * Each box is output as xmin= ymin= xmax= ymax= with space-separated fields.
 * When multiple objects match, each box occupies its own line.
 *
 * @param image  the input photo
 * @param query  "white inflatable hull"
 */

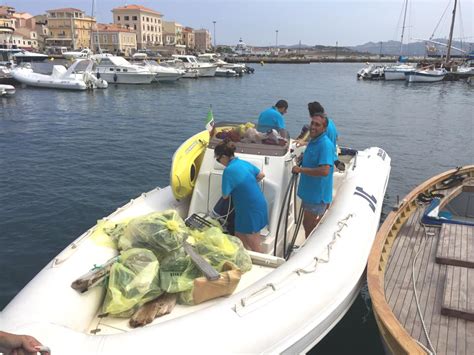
xmin=12 ymin=68 xmax=88 ymax=90
xmin=0 ymin=146 xmax=391 ymax=354
xmin=0 ymin=84 xmax=15 ymax=96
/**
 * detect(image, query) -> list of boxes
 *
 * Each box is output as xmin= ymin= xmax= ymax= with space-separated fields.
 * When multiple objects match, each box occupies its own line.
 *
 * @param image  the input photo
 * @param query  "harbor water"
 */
xmin=1 ymin=63 xmax=472 ymax=354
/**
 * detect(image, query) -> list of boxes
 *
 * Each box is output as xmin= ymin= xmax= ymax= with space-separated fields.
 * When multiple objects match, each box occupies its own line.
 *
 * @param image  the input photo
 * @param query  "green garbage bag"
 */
xmin=102 ymin=248 xmax=163 ymax=317
xmin=159 ymin=248 xmax=202 ymax=293
xmin=193 ymin=227 xmax=252 ymax=273
xmin=118 ymin=210 xmax=187 ymax=258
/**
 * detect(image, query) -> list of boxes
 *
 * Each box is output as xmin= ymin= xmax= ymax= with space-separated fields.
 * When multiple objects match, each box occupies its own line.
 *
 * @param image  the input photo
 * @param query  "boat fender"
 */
xmin=96 ymin=71 xmax=100 ymax=79
xmin=113 ymin=73 xmax=118 ymax=82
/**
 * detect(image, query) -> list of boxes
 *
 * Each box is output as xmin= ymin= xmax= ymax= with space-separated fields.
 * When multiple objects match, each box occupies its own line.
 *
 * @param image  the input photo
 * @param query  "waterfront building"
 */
xmin=194 ymin=28 xmax=211 ymax=52
xmin=32 ymin=15 xmax=51 ymax=52
xmin=0 ymin=6 xmax=38 ymax=50
xmin=92 ymin=23 xmax=137 ymax=56
xmin=182 ymin=27 xmax=195 ymax=52
xmin=162 ymin=20 xmax=185 ymax=55
xmin=45 ymin=8 xmax=96 ymax=50
xmin=112 ymin=4 xmax=163 ymax=50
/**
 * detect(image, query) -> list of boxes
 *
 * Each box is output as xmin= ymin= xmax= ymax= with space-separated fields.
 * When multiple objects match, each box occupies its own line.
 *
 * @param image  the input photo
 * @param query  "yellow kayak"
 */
xmin=170 ymin=130 xmax=210 ymax=200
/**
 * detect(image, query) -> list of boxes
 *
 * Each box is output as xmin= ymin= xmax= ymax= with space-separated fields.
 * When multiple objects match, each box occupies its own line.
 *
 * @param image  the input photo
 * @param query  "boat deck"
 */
xmin=384 ymin=203 xmax=474 ymax=354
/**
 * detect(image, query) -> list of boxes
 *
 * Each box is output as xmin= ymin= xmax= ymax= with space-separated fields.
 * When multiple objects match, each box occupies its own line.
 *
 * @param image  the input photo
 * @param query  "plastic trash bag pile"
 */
xmin=98 ymin=210 xmax=251 ymax=317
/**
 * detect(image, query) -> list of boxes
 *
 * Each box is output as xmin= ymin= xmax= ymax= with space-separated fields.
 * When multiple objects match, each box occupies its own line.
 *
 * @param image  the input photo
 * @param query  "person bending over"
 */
xmin=215 ymin=139 xmax=268 ymax=252
xmin=292 ymin=113 xmax=334 ymax=238
xmin=257 ymin=99 xmax=288 ymax=133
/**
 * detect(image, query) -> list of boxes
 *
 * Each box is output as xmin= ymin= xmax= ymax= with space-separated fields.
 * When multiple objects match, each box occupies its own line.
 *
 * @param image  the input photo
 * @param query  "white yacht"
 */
xmin=134 ymin=60 xmax=184 ymax=82
xmin=11 ymin=49 xmax=48 ymax=64
xmin=198 ymin=53 xmax=245 ymax=75
xmin=172 ymin=55 xmax=217 ymax=77
xmin=63 ymin=48 xmax=92 ymax=60
xmin=163 ymin=59 xmax=199 ymax=78
xmin=383 ymin=63 xmax=417 ymax=80
xmin=11 ymin=59 xmax=108 ymax=90
xmin=93 ymin=54 xmax=156 ymax=84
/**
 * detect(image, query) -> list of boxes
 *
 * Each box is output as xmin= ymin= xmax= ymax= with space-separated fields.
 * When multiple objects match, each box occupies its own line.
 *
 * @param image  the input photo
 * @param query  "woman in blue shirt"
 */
xmin=214 ymin=139 xmax=268 ymax=252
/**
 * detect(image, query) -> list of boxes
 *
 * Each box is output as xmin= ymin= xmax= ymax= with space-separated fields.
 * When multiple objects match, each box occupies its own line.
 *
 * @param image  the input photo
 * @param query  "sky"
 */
xmin=4 ymin=0 xmax=473 ymax=47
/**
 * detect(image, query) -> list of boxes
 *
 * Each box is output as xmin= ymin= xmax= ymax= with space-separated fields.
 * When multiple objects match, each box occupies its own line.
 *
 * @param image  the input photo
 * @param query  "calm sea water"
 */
xmin=0 ymin=63 xmax=472 ymax=354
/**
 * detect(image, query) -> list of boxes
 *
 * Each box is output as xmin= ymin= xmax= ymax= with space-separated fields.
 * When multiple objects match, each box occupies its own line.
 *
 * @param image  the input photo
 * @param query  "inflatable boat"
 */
xmin=11 ymin=59 xmax=108 ymax=90
xmin=0 ymin=123 xmax=391 ymax=354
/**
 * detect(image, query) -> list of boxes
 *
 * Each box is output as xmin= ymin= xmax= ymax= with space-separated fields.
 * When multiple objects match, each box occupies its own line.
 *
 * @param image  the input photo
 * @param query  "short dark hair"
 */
xmin=275 ymin=99 xmax=288 ymax=109
xmin=308 ymin=101 xmax=325 ymax=117
xmin=214 ymin=138 xmax=236 ymax=158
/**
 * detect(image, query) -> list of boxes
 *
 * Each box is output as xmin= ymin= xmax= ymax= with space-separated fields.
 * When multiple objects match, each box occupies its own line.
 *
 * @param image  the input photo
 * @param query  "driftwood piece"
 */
xmin=71 ymin=256 xmax=118 ymax=293
xmin=129 ymin=293 xmax=178 ymax=328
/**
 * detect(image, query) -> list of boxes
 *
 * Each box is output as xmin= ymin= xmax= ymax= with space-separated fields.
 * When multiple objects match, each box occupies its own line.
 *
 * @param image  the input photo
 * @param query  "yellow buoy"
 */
xmin=170 ymin=130 xmax=210 ymax=200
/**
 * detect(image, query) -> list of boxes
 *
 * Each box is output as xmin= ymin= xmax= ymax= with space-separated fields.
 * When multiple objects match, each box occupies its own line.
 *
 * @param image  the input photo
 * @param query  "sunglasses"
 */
xmin=215 ymin=155 xmax=222 ymax=162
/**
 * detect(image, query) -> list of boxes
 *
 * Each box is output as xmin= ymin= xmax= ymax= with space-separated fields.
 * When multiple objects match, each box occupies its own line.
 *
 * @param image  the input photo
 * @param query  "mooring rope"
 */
xmin=411 ymin=223 xmax=437 ymax=354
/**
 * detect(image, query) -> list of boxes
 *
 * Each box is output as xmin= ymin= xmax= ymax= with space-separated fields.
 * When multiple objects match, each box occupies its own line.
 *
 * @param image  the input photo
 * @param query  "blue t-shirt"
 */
xmin=257 ymin=107 xmax=285 ymax=132
xmin=222 ymin=158 xmax=268 ymax=234
xmin=327 ymin=118 xmax=338 ymax=160
xmin=297 ymin=132 xmax=334 ymax=204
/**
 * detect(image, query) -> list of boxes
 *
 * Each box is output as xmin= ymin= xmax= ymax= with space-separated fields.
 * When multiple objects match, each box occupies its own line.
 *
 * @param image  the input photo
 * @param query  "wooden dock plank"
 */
xmin=436 ymin=224 xmax=474 ymax=268
xmin=385 ymin=211 xmax=418 ymax=303
xmin=410 ymin=226 xmax=439 ymax=341
xmin=441 ymin=266 xmax=474 ymax=321
xmin=387 ymin=213 xmax=421 ymax=320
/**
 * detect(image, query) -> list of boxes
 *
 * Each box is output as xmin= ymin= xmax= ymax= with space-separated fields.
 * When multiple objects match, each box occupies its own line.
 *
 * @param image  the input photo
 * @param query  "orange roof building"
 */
xmin=112 ymin=4 xmax=163 ymax=49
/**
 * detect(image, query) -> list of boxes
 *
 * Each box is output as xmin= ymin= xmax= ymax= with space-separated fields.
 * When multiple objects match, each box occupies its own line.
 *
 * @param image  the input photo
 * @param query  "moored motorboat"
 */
xmin=215 ymin=67 xmax=238 ymax=77
xmin=0 ymin=84 xmax=15 ymax=96
xmin=172 ymin=55 xmax=217 ymax=77
xmin=384 ymin=63 xmax=416 ymax=81
xmin=11 ymin=59 xmax=108 ymax=90
xmin=405 ymin=67 xmax=447 ymax=83
xmin=134 ymin=60 xmax=185 ymax=82
xmin=0 ymin=123 xmax=391 ymax=354
xmin=368 ymin=166 xmax=474 ymax=355
xmin=93 ymin=54 xmax=155 ymax=84
xmin=357 ymin=64 xmax=385 ymax=80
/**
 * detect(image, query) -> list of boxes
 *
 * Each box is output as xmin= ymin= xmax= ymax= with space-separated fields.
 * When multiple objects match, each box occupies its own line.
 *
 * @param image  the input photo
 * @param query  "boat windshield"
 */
xmin=208 ymin=121 xmax=290 ymax=157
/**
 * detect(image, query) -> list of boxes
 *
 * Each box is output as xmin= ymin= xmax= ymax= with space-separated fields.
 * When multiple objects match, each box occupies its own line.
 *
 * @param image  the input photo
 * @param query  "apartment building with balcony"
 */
xmin=0 ymin=6 xmax=38 ymax=50
xmin=162 ymin=20 xmax=185 ymax=54
xmin=32 ymin=15 xmax=51 ymax=51
xmin=194 ymin=28 xmax=211 ymax=52
xmin=92 ymin=23 xmax=137 ymax=56
xmin=182 ymin=27 xmax=195 ymax=52
xmin=45 ymin=8 xmax=96 ymax=50
xmin=112 ymin=4 xmax=162 ymax=50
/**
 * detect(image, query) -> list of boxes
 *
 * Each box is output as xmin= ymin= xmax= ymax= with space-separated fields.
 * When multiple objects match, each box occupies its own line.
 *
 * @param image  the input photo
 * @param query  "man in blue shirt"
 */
xmin=257 ymin=99 xmax=288 ymax=132
xmin=292 ymin=113 xmax=334 ymax=238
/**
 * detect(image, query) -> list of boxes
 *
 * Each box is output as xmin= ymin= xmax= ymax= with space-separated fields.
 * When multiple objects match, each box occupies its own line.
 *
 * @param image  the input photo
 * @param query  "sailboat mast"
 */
xmin=90 ymin=0 xmax=95 ymax=50
xmin=399 ymin=0 xmax=409 ymax=55
xmin=446 ymin=0 xmax=457 ymax=62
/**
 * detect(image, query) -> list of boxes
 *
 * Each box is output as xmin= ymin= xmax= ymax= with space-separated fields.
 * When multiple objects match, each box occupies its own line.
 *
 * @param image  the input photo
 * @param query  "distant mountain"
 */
xmin=350 ymin=39 xmax=473 ymax=56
